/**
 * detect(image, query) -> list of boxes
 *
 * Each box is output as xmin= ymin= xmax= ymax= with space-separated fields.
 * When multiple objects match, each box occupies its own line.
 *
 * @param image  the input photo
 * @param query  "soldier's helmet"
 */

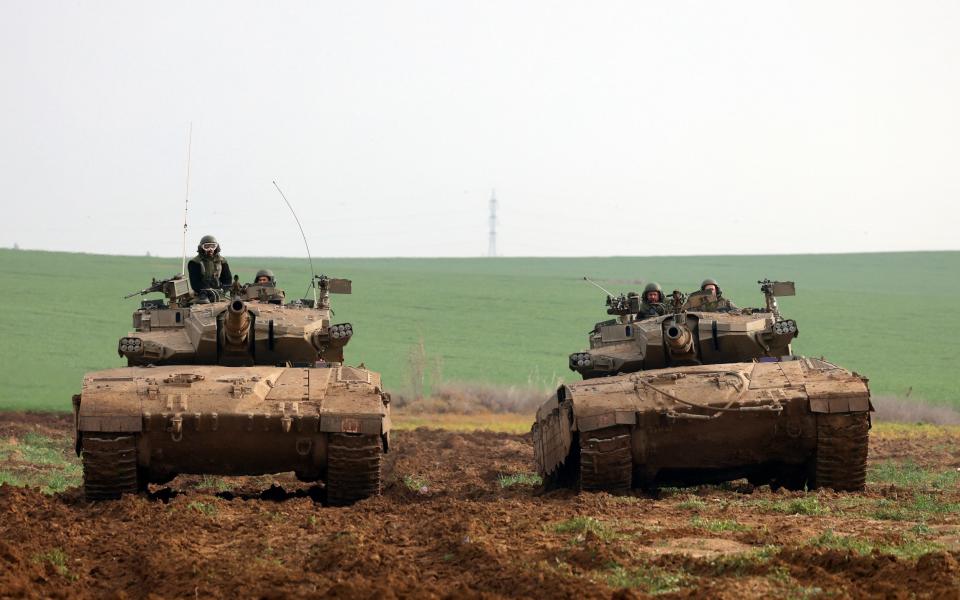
xmin=254 ymin=269 xmax=275 ymax=285
xmin=198 ymin=234 xmax=220 ymax=255
xmin=643 ymin=282 xmax=663 ymax=303
xmin=700 ymin=278 xmax=721 ymax=295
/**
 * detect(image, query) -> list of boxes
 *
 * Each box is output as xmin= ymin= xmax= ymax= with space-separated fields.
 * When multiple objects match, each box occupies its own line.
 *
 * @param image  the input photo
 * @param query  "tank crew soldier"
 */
xmin=187 ymin=235 xmax=233 ymax=293
xmin=253 ymin=269 xmax=275 ymax=285
xmin=697 ymin=278 xmax=738 ymax=312
xmin=637 ymin=282 xmax=667 ymax=319
xmin=249 ymin=268 xmax=285 ymax=304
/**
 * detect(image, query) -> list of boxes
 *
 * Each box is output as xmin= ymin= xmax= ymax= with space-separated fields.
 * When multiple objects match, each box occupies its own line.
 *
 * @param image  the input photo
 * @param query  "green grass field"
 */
xmin=0 ymin=248 xmax=957 ymax=411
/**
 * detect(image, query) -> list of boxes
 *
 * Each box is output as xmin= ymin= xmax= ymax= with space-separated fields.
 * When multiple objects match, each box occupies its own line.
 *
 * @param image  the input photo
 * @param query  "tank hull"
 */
xmin=74 ymin=364 xmax=390 ymax=504
xmin=533 ymin=357 xmax=871 ymax=492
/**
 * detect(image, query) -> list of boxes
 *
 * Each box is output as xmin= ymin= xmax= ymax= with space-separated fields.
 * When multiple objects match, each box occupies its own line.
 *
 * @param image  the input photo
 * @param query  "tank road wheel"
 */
xmin=811 ymin=413 xmax=870 ymax=492
xmin=81 ymin=434 xmax=140 ymax=500
xmin=326 ymin=433 xmax=382 ymax=506
xmin=579 ymin=426 xmax=633 ymax=493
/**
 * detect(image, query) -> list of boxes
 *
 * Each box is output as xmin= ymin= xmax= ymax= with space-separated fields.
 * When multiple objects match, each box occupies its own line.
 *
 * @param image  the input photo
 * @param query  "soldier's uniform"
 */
xmin=637 ymin=301 xmax=666 ymax=319
xmin=636 ymin=282 xmax=667 ymax=320
xmin=247 ymin=268 xmax=285 ymax=304
xmin=696 ymin=278 xmax=738 ymax=312
xmin=697 ymin=296 xmax=737 ymax=312
xmin=188 ymin=235 xmax=232 ymax=292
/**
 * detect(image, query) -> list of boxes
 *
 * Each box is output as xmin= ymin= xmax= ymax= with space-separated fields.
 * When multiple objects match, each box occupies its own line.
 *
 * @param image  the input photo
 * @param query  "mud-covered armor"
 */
xmin=74 ymin=273 xmax=387 ymax=505
xmin=540 ymin=279 xmax=871 ymax=493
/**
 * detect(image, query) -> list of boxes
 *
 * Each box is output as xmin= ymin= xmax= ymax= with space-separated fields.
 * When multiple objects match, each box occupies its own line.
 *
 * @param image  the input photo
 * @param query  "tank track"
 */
xmin=580 ymin=426 xmax=632 ymax=492
xmin=326 ymin=433 xmax=382 ymax=506
xmin=81 ymin=434 xmax=140 ymax=500
xmin=812 ymin=413 xmax=869 ymax=491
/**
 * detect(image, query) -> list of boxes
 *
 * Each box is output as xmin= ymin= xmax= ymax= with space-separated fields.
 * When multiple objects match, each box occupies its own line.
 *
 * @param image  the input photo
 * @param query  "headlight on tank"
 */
xmin=330 ymin=323 xmax=353 ymax=340
xmin=118 ymin=337 xmax=143 ymax=356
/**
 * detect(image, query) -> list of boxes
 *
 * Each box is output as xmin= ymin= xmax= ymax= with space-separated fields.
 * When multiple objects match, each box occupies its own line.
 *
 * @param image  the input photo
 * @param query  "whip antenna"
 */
xmin=180 ymin=122 xmax=193 ymax=277
xmin=583 ymin=276 xmax=615 ymax=297
xmin=272 ymin=180 xmax=317 ymax=305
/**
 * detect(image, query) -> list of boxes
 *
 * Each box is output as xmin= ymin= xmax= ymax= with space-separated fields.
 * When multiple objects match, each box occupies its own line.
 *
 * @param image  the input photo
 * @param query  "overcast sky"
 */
xmin=1 ymin=1 xmax=957 ymax=258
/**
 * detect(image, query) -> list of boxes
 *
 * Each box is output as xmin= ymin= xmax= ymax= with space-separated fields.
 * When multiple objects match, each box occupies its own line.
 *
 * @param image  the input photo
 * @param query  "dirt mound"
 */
xmin=1 ymin=413 xmax=958 ymax=598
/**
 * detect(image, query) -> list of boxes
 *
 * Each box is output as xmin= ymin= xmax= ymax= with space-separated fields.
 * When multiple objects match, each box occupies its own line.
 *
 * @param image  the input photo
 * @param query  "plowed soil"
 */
xmin=1 ymin=413 xmax=959 ymax=599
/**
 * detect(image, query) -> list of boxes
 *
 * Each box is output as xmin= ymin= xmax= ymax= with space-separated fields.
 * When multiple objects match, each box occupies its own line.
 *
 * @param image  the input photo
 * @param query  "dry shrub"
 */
xmin=391 ymin=380 xmax=553 ymax=414
xmin=871 ymin=395 xmax=960 ymax=425
xmin=405 ymin=336 xmax=443 ymax=401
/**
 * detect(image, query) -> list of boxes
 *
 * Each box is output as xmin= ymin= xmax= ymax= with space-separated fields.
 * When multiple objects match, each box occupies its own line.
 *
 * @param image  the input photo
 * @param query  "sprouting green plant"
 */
xmin=705 ymin=546 xmax=778 ymax=576
xmin=767 ymin=565 xmax=792 ymax=585
xmin=677 ymin=495 xmax=707 ymax=510
xmin=497 ymin=472 xmax=543 ymax=488
xmin=910 ymin=522 xmax=932 ymax=535
xmin=748 ymin=496 xmax=829 ymax=516
xmin=606 ymin=565 xmax=689 ymax=594
xmin=809 ymin=529 xmax=873 ymax=554
xmin=197 ymin=475 xmax=232 ymax=493
xmin=0 ymin=470 xmax=25 ymax=486
xmin=871 ymin=493 xmax=960 ymax=522
xmin=808 ymin=529 xmax=943 ymax=559
xmin=552 ymin=516 xmax=616 ymax=541
xmin=33 ymin=548 xmax=69 ymax=576
xmin=868 ymin=461 xmax=960 ymax=490
xmin=0 ymin=434 xmax=82 ymax=494
xmin=690 ymin=516 xmax=749 ymax=533
xmin=871 ymin=500 xmax=911 ymax=521
xmin=911 ymin=493 xmax=960 ymax=515
xmin=402 ymin=474 xmax=430 ymax=492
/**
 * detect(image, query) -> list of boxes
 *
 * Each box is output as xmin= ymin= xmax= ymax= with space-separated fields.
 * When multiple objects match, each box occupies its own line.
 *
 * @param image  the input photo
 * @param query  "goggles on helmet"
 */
xmin=201 ymin=243 xmax=218 ymax=251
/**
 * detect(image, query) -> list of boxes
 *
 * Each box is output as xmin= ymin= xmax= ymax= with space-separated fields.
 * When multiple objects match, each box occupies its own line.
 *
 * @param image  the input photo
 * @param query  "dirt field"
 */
xmin=1 ymin=413 xmax=958 ymax=599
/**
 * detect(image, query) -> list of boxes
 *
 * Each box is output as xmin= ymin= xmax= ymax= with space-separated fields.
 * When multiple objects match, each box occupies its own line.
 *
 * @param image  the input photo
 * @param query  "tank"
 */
xmin=73 ymin=274 xmax=390 ymax=505
xmin=532 ymin=280 xmax=872 ymax=493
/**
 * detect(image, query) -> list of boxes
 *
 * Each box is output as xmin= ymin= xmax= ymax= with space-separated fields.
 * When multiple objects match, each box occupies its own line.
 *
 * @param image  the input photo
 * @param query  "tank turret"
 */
xmin=569 ymin=281 xmax=800 ymax=378
xmin=117 ymin=274 xmax=355 ymax=367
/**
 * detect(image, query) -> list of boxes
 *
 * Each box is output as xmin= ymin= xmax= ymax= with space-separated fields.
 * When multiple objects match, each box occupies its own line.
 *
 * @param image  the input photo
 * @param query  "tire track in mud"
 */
xmin=0 ymin=415 xmax=958 ymax=598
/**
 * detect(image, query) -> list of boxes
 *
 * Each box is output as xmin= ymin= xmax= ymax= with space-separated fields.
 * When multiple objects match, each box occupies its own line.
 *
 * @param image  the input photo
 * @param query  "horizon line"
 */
xmin=3 ymin=246 xmax=958 ymax=261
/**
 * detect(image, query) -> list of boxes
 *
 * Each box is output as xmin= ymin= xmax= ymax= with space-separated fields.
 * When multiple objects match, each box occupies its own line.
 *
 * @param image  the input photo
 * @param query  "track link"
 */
xmin=812 ymin=413 xmax=869 ymax=491
xmin=326 ymin=433 xmax=382 ymax=506
xmin=580 ymin=426 xmax=632 ymax=492
xmin=82 ymin=434 xmax=140 ymax=500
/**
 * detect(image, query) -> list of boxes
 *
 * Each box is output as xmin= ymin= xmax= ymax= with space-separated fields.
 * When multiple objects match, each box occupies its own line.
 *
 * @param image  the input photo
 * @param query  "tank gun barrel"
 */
xmin=223 ymin=299 xmax=251 ymax=348
xmin=664 ymin=323 xmax=694 ymax=355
